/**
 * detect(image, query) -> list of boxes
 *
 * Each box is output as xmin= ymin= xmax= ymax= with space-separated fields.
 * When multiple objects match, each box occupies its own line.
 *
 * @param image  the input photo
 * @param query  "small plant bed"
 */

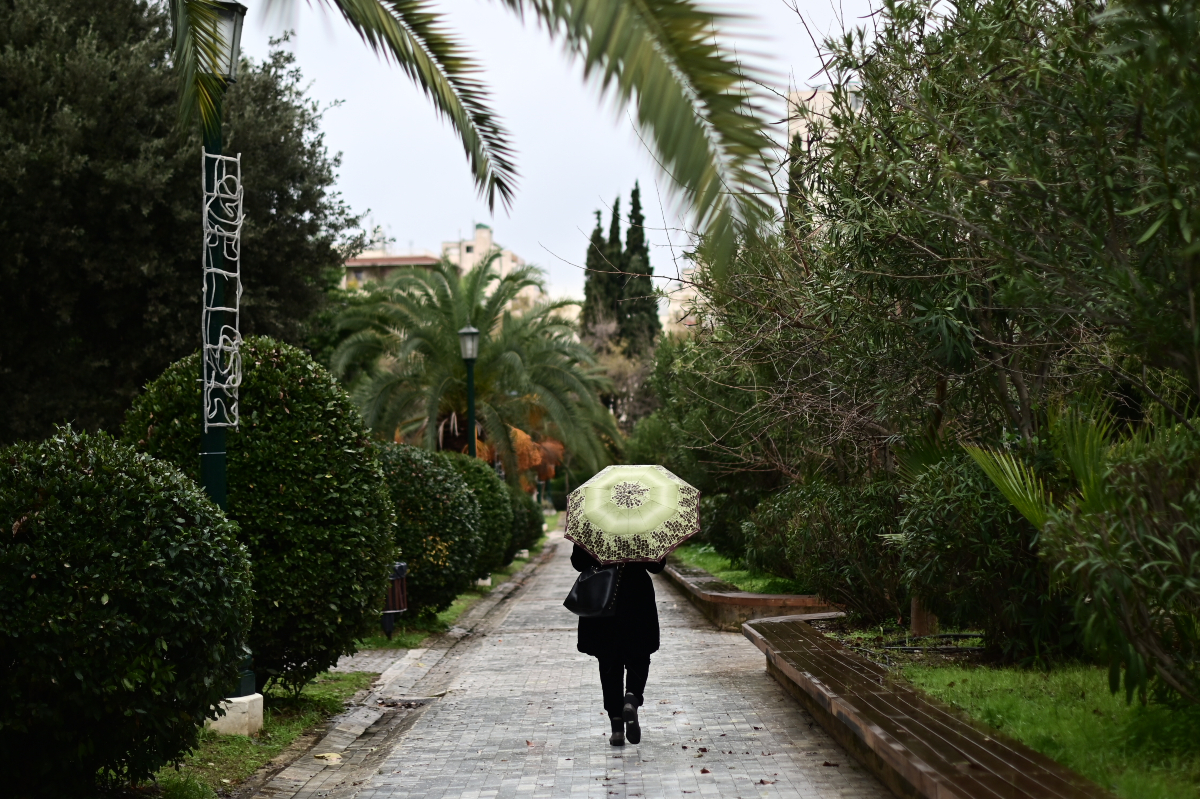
xmin=904 ymin=664 xmax=1200 ymax=799
xmin=671 ymin=543 xmax=814 ymax=594
xmin=807 ymin=618 xmax=986 ymax=669
xmin=151 ymin=671 xmax=376 ymax=799
xmin=356 ymin=536 xmax=549 ymax=651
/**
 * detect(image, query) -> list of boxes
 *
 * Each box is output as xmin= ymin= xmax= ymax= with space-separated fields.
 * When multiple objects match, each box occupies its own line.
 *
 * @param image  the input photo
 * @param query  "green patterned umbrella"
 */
xmin=565 ymin=465 xmax=700 ymax=563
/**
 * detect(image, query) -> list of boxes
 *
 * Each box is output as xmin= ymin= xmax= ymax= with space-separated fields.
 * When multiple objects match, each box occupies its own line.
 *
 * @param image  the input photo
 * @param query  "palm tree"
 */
xmin=332 ymin=255 xmax=619 ymax=475
xmin=170 ymin=0 xmax=773 ymax=267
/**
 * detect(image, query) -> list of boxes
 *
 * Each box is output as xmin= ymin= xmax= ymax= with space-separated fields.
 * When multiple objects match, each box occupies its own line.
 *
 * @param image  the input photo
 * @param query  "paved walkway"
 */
xmin=348 ymin=533 xmax=889 ymax=799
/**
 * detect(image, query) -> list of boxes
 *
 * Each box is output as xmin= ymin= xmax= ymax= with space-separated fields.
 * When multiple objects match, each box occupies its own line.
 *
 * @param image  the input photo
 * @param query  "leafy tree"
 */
xmin=0 ymin=0 xmax=358 ymax=444
xmin=619 ymin=183 xmax=662 ymax=357
xmin=333 ymin=256 xmax=619 ymax=477
xmin=172 ymin=0 xmax=774 ymax=267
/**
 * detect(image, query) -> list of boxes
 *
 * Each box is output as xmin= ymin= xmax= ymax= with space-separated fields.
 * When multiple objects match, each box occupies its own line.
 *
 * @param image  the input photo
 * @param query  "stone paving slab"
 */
xmin=350 ymin=533 xmax=890 ymax=799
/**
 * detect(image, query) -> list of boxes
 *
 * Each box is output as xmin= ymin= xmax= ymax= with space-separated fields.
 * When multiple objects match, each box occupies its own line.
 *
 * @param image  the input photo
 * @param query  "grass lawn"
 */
xmin=905 ymin=663 xmax=1200 ymax=799
xmin=154 ymin=671 xmax=376 ymax=799
xmin=671 ymin=543 xmax=814 ymax=595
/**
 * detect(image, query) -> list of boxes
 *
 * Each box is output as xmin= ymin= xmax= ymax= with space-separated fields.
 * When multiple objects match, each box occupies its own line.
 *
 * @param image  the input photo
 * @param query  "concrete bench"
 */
xmin=661 ymin=557 xmax=842 ymax=631
xmin=743 ymin=616 xmax=1113 ymax=799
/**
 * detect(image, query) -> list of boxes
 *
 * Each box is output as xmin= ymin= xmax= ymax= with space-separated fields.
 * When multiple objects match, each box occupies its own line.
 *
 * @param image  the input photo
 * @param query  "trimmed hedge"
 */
xmin=508 ymin=485 xmax=543 ymax=559
xmin=377 ymin=443 xmax=481 ymax=615
xmin=122 ymin=337 xmax=395 ymax=692
xmin=444 ymin=453 xmax=513 ymax=577
xmin=0 ymin=428 xmax=251 ymax=793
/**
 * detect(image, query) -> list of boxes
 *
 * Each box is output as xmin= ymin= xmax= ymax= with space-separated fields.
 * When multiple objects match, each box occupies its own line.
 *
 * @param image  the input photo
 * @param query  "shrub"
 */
xmin=507 ymin=485 xmax=543 ymax=558
xmin=444 ymin=453 xmax=513 ymax=577
xmin=747 ymin=479 xmax=906 ymax=622
xmin=700 ymin=492 xmax=760 ymax=561
xmin=1047 ymin=423 xmax=1200 ymax=703
xmin=0 ymin=428 xmax=251 ymax=793
xmin=377 ymin=443 xmax=481 ymax=615
xmin=122 ymin=337 xmax=395 ymax=692
xmin=899 ymin=454 xmax=1074 ymax=663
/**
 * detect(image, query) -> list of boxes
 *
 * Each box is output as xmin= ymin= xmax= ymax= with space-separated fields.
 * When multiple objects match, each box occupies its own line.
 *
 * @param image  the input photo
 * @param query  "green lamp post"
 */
xmin=200 ymin=0 xmax=247 ymax=511
xmin=458 ymin=325 xmax=480 ymax=457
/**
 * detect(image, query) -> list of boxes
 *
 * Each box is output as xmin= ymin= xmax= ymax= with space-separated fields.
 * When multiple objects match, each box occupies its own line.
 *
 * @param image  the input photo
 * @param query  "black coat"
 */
xmin=571 ymin=544 xmax=666 ymax=658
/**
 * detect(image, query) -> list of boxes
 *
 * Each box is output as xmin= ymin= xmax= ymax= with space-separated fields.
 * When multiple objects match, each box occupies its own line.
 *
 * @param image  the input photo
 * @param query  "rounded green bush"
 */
xmin=507 ymin=486 xmax=543 ymax=558
xmin=122 ymin=337 xmax=395 ymax=692
xmin=377 ymin=443 xmax=481 ymax=615
xmin=444 ymin=453 xmax=513 ymax=577
xmin=0 ymin=427 xmax=251 ymax=793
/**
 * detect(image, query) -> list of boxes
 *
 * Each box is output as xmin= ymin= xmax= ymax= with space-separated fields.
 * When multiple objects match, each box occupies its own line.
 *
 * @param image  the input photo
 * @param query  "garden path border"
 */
xmin=662 ymin=555 xmax=843 ymax=631
xmin=742 ymin=615 xmax=1116 ymax=799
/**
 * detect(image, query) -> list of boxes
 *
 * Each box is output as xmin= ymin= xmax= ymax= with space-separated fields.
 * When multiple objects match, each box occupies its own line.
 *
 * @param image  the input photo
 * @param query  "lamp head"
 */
xmin=458 ymin=325 xmax=480 ymax=361
xmin=207 ymin=1 xmax=248 ymax=82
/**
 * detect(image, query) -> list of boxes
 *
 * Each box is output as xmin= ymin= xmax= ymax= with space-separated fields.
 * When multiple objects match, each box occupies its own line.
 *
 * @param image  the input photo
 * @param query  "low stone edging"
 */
xmin=661 ymin=558 xmax=842 ymax=631
xmin=743 ymin=615 xmax=1113 ymax=799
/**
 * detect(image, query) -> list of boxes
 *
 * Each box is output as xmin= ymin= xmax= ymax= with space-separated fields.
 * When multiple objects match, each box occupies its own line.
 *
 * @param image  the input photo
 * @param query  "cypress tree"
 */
xmin=620 ymin=183 xmax=662 ymax=356
xmin=581 ymin=211 xmax=615 ymax=338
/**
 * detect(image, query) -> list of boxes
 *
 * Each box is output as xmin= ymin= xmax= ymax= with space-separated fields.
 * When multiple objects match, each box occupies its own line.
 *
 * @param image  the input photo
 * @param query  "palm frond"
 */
xmin=965 ymin=446 xmax=1052 ymax=531
xmin=503 ymin=0 xmax=775 ymax=272
xmin=168 ymin=0 xmax=228 ymax=135
xmin=173 ymin=0 xmax=516 ymax=207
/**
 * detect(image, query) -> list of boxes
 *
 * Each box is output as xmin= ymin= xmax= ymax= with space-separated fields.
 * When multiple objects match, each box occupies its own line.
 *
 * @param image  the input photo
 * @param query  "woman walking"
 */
xmin=562 ymin=465 xmax=701 ymax=746
xmin=571 ymin=543 xmax=667 ymax=746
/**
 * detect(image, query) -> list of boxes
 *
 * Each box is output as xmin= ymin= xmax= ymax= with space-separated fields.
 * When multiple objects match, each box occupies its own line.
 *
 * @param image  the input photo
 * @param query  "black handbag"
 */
xmin=563 ymin=563 xmax=623 ymax=617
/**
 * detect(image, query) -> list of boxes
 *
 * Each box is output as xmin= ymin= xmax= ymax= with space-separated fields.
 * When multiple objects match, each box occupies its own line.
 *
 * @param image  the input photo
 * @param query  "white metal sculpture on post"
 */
xmin=202 ymin=149 xmax=244 ymax=432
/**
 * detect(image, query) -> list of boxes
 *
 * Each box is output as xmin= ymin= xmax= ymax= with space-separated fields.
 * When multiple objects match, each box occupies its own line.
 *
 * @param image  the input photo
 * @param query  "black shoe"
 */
xmin=623 ymin=693 xmax=641 ymax=744
xmin=609 ymin=716 xmax=625 ymax=746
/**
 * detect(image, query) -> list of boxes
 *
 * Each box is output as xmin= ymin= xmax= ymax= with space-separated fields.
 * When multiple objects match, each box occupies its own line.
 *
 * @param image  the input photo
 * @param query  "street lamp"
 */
xmin=200 ymin=0 xmax=247 ymax=512
xmin=458 ymin=325 xmax=480 ymax=458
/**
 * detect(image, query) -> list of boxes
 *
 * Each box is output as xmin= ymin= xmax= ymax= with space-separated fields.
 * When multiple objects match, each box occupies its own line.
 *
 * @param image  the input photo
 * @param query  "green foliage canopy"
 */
xmin=333 ymin=257 xmax=618 ymax=476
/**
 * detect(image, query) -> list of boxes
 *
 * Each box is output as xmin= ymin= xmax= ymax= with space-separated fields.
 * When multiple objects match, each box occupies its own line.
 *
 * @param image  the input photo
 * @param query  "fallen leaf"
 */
xmin=758 ymin=779 xmax=775 ymax=785
xmin=681 ymin=745 xmax=687 ymax=750
xmin=313 ymin=753 xmax=342 ymax=762
xmin=822 ymin=761 xmax=840 ymax=767
xmin=753 ymin=726 xmax=762 ymax=730
xmin=700 ymin=768 xmax=710 ymax=774
xmin=526 ymin=740 xmax=534 ymax=746
xmin=220 ymin=779 xmax=230 ymax=784
xmin=698 ymin=747 xmax=708 ymax=752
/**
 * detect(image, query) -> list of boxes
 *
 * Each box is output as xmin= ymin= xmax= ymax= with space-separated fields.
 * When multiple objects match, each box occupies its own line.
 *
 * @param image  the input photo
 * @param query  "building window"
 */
xmin=465 ymin=245 xmax=474 ymax=253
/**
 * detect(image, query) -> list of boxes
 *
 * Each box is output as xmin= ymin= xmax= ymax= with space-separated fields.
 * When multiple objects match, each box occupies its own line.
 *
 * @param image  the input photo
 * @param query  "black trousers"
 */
xmin=598 ymin=654 xmax=651 ymax=719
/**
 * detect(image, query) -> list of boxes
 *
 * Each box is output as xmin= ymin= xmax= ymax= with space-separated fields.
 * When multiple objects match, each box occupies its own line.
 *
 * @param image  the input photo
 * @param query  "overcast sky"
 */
xmin=239 ymin=0 xmax=875 ymax=298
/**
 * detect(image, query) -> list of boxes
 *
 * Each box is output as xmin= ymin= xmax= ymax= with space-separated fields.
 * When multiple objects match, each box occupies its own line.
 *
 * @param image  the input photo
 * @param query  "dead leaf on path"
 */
xmin=526 ymin=740 xmax=534 ymax=746
xmin=822 ymin=761 xmax=840 ymax=767
xmin=700 ymin=768 xmax=710 ymax=774
xmin=758 ymin=779 xmax=775 ymax=785
xmin=314 ymin=753 xmax=342 ymax=762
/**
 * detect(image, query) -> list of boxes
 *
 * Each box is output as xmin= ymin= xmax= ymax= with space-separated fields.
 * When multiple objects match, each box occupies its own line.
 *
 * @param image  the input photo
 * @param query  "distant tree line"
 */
xmin=581 ymin=183 xmax=661 ymax=357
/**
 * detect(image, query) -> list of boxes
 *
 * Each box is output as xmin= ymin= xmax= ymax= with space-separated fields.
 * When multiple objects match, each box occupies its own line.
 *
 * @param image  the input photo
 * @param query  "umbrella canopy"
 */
xmin=565 ymin=465 xmax=700 ymax=563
